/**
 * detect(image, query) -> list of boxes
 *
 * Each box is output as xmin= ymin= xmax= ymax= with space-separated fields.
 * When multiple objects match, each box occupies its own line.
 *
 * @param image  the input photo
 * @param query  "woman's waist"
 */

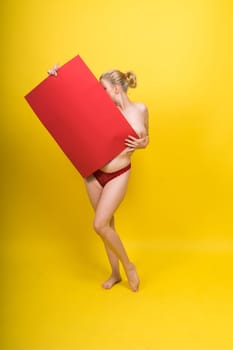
xmin=100 ymin=148 xmax=133 ymax=173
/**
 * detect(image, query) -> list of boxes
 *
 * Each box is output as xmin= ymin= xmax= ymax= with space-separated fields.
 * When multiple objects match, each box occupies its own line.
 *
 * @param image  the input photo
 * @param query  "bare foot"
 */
xmin=126 ymin=263 xmax=140 ymax=292
xmin=102 ymin=274 xmax=122 ymax=289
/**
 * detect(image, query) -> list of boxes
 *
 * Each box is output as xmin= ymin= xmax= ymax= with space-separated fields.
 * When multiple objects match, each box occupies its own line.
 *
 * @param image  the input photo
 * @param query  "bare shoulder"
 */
xmin=133 ymin=102 xmax=149 ymax=134
xmin=135 ymin=102 xmax=148 ymax=114
xmin=135 ymin=103 xmax=149 ymax=124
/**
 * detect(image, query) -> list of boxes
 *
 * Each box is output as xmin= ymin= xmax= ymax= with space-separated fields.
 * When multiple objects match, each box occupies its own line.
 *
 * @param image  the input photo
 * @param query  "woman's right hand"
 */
xmin=47 ymin=64 xmax=59 ymax=76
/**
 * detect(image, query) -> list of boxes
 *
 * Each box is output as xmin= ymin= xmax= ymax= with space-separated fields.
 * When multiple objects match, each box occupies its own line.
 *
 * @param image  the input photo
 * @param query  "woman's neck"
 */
xmin=116 ymin=92 xmax=133 ymax=111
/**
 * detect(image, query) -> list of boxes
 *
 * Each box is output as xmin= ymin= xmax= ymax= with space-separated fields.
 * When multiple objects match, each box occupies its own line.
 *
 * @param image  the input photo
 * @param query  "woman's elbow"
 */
xmin=144 ymin=136 xmax=149 ymax=148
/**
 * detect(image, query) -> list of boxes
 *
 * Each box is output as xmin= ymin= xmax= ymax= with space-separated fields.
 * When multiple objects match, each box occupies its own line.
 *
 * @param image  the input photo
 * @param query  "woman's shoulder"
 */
xmin=133 ymin=102 xmax=148 ymax=119
xmin=134 ymin=102 xmax=148 ymax=114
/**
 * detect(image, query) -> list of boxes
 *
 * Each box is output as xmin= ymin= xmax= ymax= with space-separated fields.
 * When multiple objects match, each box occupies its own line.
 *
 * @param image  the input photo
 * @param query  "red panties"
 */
xmin=93 ymin=163 xmax=131 ymax=187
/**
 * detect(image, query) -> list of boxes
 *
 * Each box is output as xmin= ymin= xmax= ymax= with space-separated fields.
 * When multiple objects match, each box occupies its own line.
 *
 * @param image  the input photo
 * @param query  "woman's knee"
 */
xmin=93 ymin=217 xmax=109 ymax=237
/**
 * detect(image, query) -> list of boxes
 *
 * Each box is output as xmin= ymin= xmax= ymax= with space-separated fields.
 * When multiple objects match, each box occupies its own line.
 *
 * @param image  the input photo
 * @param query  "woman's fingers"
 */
xmin=126 ymin=135 xmax=137 ymax=141
xmin=125 ymin=135 xmax=146 ymax=149
xmin=125 ymin=137 xmax=138 ymax=148
xmin=47 ymin=64 xmax=59 ymax=76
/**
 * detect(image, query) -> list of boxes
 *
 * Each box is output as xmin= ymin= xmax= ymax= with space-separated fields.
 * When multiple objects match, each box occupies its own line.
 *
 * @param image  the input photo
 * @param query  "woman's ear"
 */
xmin=113 ymin=84 xmax=120 ymax=94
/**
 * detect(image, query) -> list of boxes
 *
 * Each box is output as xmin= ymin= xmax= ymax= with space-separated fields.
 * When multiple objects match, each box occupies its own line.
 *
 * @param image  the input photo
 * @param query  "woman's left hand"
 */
xmin=125 ymin=135 xmax=148 ymax=150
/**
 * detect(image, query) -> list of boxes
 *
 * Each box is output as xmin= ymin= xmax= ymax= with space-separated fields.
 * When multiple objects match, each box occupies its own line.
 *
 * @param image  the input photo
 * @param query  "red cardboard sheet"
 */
xmin=25 ymin=55 xmax=137 ymax=177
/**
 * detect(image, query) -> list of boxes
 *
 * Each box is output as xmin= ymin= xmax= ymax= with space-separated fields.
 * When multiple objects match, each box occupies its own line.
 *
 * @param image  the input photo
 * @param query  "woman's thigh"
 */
xmin=95 ymin=170 xmax=131 ymax=225
xmin=84 ymin=175 xmax=103 ymax=210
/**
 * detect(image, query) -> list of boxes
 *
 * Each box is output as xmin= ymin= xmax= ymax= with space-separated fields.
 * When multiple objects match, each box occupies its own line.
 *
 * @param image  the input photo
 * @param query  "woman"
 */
xmin=85 ymin=70 xmax=149 ymax=292
xmin=49 ymin=66 xmax=149 ymax=291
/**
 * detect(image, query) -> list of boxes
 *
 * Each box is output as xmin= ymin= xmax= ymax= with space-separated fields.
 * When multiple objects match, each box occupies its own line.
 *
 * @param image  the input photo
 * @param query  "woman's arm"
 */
xmin=125 ymin=105 xmax=149 ymax=150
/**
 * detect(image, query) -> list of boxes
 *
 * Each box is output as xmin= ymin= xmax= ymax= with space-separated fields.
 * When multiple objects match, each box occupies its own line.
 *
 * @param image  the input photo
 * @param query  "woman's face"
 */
xmin=100 ymin=78 xmax=117 ymax=102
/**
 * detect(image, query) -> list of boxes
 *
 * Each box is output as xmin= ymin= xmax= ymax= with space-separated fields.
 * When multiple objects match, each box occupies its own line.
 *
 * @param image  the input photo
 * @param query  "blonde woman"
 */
xmin=85 ymin=70 xmax=149 ymax=291
xmin=48 ymin=66 xmax=149 ymax=291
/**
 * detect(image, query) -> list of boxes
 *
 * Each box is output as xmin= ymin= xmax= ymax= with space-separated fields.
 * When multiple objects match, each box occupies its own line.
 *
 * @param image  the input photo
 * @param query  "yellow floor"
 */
xmin=3 ymin=231 xmax=233 ymax=350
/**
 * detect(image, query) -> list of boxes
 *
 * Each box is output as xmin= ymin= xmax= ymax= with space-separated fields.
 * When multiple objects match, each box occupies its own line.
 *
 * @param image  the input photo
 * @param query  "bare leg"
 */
xmin=100 ymin=229 xmax=139 ymax=291
xmin=102 ymin=218 xmax=122 ymax=289
xmin=84 ymin=177 xmax=121 ymax=289
xmin=93 ymin=171 xmax=140 ymax=292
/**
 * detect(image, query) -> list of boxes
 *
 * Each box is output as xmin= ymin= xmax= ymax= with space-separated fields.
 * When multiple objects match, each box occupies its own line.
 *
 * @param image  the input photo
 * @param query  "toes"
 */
xmin=102 ymin=276 xmax=121 ymax=290
xmin=102 ymin=281 xmax=112 ymax=289
xmin=127 ymin=265 xmax=140 ymax=292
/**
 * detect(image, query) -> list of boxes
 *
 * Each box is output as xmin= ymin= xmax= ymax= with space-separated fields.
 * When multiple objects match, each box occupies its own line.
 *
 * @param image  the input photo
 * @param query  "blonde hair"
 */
xmin=100 ymin=70 xmax=137 ymax=92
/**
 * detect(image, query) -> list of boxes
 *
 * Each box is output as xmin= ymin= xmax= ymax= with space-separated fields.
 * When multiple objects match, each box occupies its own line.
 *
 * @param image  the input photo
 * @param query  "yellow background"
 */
xmin=2 ymin=1 xmax=233 ymax=349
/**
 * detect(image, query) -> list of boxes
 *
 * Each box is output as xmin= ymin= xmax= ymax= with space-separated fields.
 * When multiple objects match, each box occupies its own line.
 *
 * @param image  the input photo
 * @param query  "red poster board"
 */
xmin=25 ymin=55 xmax=137 ymax=177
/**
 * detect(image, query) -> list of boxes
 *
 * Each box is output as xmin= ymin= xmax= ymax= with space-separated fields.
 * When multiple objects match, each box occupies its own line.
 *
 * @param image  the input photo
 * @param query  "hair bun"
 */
xmin=125 ymin=71 xmax=137 ymax=88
